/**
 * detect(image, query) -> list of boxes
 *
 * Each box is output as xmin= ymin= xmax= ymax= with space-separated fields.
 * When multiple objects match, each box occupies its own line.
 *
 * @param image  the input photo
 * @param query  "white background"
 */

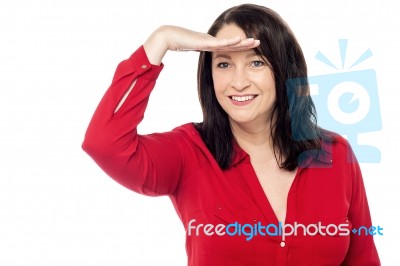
xmin=0 ymin=0 xmax=398 ymax=265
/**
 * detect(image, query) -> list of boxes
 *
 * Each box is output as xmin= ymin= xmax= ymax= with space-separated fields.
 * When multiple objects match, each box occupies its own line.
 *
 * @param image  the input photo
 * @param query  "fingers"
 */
xmin=219 ymin=36 xmax=242 ymax=46
xmin=178 ymin=37 xmax=260 ymax=52
xmin=163 ymin=25 xmax=260 ymax=52
xmin=218 ymin=38 xmax=260 ymax=51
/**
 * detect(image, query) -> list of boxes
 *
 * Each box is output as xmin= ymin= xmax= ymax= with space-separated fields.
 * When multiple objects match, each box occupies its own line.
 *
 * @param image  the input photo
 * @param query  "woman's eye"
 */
xmin=217 ymin=62 xmax=230 ymax=68
xmin=251 ymin=60 xmax=264 ymax=67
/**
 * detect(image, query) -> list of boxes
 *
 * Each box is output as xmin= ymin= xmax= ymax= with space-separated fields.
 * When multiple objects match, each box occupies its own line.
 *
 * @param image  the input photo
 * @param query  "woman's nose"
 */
xmin=230 ymin=69 xmax=251 ymax=91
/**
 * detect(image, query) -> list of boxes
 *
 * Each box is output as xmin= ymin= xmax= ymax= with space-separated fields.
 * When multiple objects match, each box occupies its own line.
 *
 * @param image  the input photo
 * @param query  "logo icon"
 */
xmin=288 ymin=39 xmax=382 ymax=163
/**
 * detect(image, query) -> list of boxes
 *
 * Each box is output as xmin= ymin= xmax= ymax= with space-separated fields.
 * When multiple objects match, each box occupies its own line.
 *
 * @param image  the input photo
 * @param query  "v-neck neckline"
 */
xmin=240 ymin=155 xmax=301 ymax=226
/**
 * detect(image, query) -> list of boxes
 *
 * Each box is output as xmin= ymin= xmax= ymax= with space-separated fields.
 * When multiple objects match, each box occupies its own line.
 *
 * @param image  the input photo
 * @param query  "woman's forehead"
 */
xmin=215 ymin=23 xmax=246 ymax=39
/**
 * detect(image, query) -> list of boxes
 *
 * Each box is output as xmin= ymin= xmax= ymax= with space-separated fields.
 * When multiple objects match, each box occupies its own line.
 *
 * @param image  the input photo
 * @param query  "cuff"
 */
xmin=126 ymin=45 xmax=164 ymax=81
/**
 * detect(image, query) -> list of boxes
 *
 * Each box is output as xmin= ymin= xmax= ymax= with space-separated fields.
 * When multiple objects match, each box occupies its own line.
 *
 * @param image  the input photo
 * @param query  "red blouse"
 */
xmin=82 ymin=46 xmax=380 ymax=265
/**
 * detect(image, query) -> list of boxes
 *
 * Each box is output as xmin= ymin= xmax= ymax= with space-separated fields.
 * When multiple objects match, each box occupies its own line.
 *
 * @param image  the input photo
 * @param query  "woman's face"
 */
xmin=212 ymin=23 xmax=276 ymax=128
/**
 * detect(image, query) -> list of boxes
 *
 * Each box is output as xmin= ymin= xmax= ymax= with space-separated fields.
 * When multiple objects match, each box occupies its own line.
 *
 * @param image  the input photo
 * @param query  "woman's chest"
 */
xmin=173 ymin=162 xmax=352 ymax=265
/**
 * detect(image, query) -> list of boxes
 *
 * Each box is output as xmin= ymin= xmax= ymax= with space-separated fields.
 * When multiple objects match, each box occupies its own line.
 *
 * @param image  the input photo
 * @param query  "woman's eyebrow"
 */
xmin=245 ymin=52 xmax=258 ymax=59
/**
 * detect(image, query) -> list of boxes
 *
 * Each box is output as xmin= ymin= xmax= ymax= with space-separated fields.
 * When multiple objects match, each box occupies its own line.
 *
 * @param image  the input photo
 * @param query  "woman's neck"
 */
xmin=230 ymin=118 xmax=276 ymax=160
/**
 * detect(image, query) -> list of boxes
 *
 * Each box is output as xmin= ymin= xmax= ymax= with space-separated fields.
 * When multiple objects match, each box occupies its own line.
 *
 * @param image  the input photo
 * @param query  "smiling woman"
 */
xmin=82 ymin=3 xmax=380 ymax=265
xmin=212 ymin=26 xmax=276 ymax=127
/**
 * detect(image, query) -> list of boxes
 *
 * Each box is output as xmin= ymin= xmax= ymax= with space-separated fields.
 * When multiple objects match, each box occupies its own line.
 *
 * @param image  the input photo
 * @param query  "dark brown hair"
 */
xmin=195 ymin=4 xmax=322 ymax=170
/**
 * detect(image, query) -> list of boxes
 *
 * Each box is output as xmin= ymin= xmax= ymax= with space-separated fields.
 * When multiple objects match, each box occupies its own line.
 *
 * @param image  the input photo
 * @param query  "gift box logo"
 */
xmin=287 ymin=39 xmax=382 ymax=164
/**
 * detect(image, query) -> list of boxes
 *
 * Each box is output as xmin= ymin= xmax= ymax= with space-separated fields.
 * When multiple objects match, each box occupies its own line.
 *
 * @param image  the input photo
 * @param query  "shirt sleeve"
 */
xmin=342 ymin=148 xmax=381 ymax=265
xmin=82 ymin=46 xmax=185 ymax=196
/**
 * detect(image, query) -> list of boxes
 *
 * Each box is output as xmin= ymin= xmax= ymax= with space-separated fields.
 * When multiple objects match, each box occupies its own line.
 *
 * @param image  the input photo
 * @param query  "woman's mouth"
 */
xmin=229 ymin=95 xmax=258 ymax=105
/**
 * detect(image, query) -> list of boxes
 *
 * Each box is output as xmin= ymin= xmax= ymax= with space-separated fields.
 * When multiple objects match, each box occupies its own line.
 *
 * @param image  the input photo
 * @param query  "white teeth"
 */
xmin=231 ymin=95 xmax=255 ymax=102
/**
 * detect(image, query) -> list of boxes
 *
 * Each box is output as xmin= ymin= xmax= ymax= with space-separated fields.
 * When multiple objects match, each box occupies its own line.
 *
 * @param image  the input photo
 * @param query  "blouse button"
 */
xmin=280 ymin=241 xmax=286 ymax=247
xmin=141 ymin=64 xmax=147 ymax=69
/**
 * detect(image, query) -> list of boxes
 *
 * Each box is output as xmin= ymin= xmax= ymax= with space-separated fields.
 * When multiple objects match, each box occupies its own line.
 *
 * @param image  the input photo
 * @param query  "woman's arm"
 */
xmin=82 ymin=45 xmax=172 ymax=195
xmin=81 ymin=26 xmax=260 ymax=196
xmin=342 ymin=151 xmax=380 ymax=265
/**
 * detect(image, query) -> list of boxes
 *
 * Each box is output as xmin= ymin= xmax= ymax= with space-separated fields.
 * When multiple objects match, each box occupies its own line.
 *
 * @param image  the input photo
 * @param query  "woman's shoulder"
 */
xmin=319 ymin=128 xmax=358 ymax=163
xmin=319 ymin=128 xmax=350 ymax=147
xmin=172 ymin=123 xmax=200 ymax=136
xmin=169 ymin=122 xmax=209 ymax=151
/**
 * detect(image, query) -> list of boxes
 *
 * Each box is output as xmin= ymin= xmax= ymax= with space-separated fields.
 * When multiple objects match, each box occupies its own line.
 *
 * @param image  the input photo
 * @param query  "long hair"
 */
xmin=195 ymin=4 xmax=322 ymax=170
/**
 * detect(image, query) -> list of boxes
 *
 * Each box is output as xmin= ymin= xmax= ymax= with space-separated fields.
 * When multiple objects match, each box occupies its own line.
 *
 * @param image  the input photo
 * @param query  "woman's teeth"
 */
xmin=231 ymin=95 xmax=256 ymax=102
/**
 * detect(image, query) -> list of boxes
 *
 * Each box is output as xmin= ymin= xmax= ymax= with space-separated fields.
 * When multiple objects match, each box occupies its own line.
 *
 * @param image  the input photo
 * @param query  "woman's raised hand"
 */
xmin=143 ymin=25 xmax=260 ymax=65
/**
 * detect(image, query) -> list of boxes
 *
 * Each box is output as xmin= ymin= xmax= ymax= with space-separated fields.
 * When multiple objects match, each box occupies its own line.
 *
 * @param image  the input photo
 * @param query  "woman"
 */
xmin=82 ymin=4 xmax=380 ymax=265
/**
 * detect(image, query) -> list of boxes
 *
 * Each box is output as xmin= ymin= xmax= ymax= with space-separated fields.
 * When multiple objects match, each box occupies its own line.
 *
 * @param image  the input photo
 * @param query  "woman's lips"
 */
xmin=229 ymin=95 xmax=258 ymax=106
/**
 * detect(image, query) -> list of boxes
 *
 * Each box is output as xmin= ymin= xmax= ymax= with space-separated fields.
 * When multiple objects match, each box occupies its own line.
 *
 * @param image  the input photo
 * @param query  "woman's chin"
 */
xmin=228 ymin=115 xmax=256 ymax=126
